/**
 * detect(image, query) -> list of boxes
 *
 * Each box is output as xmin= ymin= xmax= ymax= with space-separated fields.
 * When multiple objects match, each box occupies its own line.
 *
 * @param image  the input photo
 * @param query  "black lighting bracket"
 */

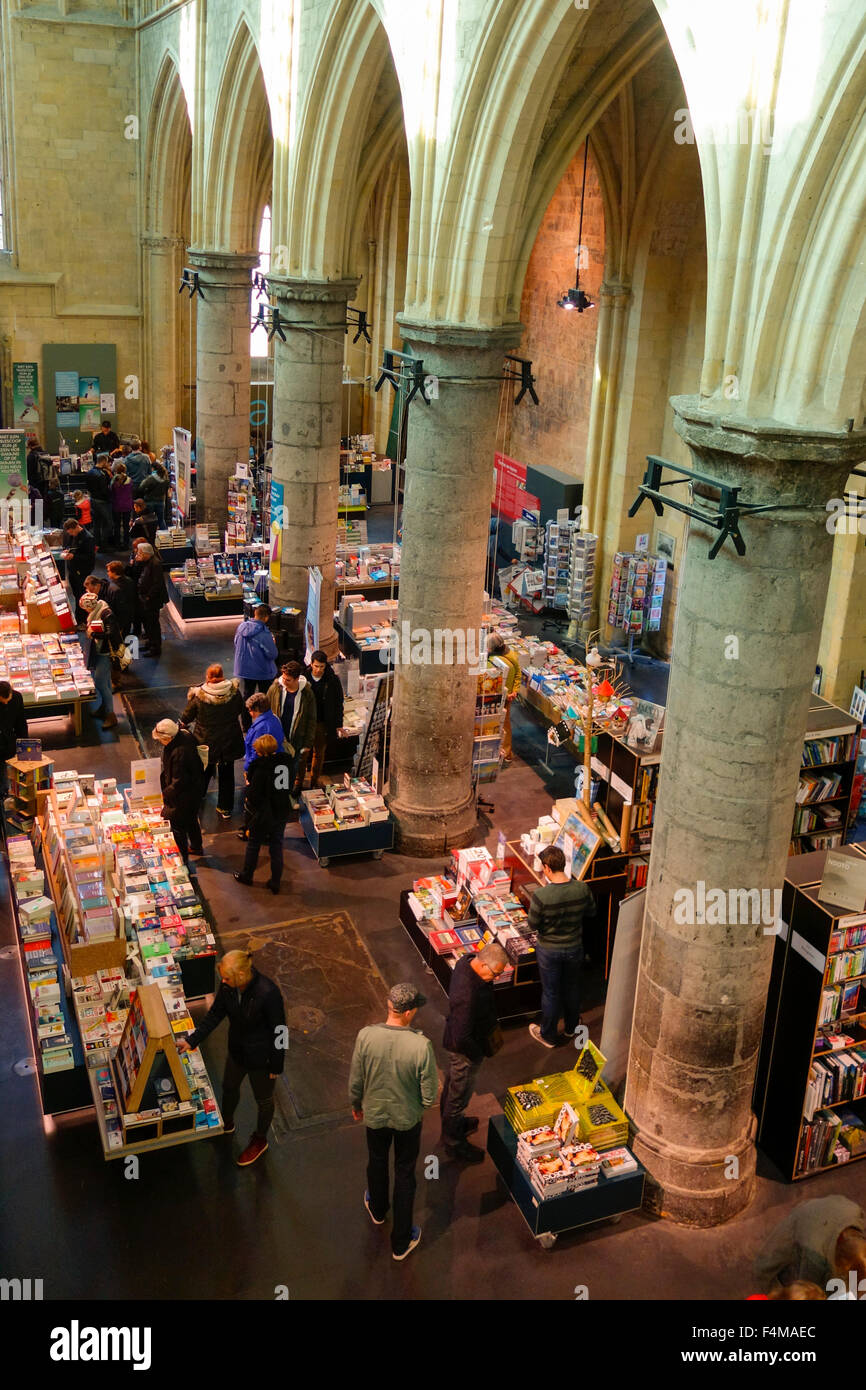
xmin=628 ymin=455 xmax=804 ymax=560
xmin=346 ymin=308 xmax=372 ymax=345
xmin=178 ymin=268 xmax=203 ymax=299
xmin=373 ymin=349 xmax=431 ymax=406
xmin=250 ymin=303 xmax=286 ymax=343
xmin=252 ymin=270 xmax=270 ymax=301
xmin=504 ymin=356 xmax=539 ymax=405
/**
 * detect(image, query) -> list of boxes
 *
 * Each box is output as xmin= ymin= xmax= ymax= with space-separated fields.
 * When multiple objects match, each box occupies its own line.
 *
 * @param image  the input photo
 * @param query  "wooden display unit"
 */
xmin=506 ymin=835 xmax=629 ymax=979
xmin=113 ymin=983 xmax=191 ymax=1113
xmin=38 ymin=792 xmax=127 ymax=976
xmin=5 ymin=754 xmax=54 ymax=833
xmin=790 ymin=695 xmax=861 ymax=854
xmin=754 ymin=844 xmax=866 ymax=1180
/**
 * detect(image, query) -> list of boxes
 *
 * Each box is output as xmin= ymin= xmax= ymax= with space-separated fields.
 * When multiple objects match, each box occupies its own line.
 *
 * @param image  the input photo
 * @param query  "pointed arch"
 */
xmin=203 ymin=18 xmax=273 ymax=253
xmin=143 ymin=51 xmax=192 ymax=237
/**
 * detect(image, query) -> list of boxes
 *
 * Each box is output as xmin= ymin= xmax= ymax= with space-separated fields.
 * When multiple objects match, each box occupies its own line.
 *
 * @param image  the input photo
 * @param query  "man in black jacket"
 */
xmin=301 ymin=649 xmax=344 ymax=789
xmin=153 ymin=718 xmax=204 ymax=862
xmin=0 ymin=679 xmax=28 ymax=815
xmin=129 ymin=498 xmax=158 ymax=547
xmin=440 ymin=942 xmax=509 ymax=1163
xmin=85 ymin=458 xmax=113 ymax=549
xmin=105 ymin=561 xmax=136 ymax=637
xmin=136 ymin=543 xmax=167 ymax=656
xmin=234 ymin=734 xmax=292 ymax=893
xmin=60 ymin=520 xmax=96 ymax=605
xmin=178 ymin=949 xmax=286 ymax=1167
xmin=91 ymin=419 xmax=120 ymax=457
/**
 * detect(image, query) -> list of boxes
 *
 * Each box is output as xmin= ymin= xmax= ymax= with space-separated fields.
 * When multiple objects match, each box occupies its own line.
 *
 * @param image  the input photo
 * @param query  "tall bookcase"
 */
xmin=790 ymin=696 xmax=861 ymax=855
xmin=590 ymin=730 xmax=660 ymax=891
xmin=754 ymin=845 xmax=866 ymax=1180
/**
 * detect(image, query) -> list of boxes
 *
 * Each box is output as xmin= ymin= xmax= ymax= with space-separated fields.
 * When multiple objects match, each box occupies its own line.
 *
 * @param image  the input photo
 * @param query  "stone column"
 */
xmin=187 ymin=249 xmax=258 ymax=527
xmin=817 ymin=517 xmax=866 ymax=705
xmin=267 ymin=277 xmax=358 ymax=660
xmin=625 ymin=397 xmax=866 ymax=1226
xmin=388 ymin=320 xmax=522 ymax=856
xmin=142 ymin=233 xmax=186 ymax=450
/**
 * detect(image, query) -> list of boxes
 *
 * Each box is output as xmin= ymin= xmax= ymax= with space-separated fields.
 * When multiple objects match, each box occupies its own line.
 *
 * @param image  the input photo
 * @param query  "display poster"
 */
xmin=600 ymin=888 xmax=646 ymax=1091
xmin=54 ymin=370 xmax=80 ymax=429
xmin=12 ymin=363 xmax=39 ymax=428
xmin=818 ymin=851 xmax=866 ymax=913
xmin=269 ymin=479 xmax=284 ymax=584
xmin=173 ymin=427 xmax=191 ymax=519
xmin=129 ymin=758 xmax=162 ymax=803
xmin=493 ymin=451 xmax=542 ymax=523
xmin=78 ymin=376 xmax=101 ymax=433
xmin=100 ymin=393 xmax=115 ymax=415
xmin=305 ymin=565 xmax=322 ymax=659
xmin=0 ymin=430 xmax=28 ymax=500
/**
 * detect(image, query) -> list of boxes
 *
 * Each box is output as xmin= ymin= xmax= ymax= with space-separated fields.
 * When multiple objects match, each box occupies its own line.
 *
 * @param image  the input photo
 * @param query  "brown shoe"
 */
xmin=102 ymin=714 xmax=119 ymax=730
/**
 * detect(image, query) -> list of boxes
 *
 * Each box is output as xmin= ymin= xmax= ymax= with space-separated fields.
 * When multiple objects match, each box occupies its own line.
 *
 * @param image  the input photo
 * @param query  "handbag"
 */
xmin=481 ymin=1024 xmax=504 ymax=1058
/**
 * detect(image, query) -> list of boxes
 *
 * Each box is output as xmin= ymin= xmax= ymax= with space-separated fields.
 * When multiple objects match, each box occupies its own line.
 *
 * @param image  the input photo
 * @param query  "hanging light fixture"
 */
xmin=557 ymin=138 xmax=595 ymax=313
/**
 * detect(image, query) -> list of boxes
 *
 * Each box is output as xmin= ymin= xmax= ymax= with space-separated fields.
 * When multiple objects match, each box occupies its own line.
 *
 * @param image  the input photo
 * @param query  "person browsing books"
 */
xmin=486 ymin=633 xmax=522 ymax=762
xmin=178 ymin=948 xmax=286 ymax=1169
xmin=753 ymin=1195 xmax=866 ymax=1295
xmin=440 ymin=942 xmax=509 ymax=1163
xmin=527 ymin=844 xmax=596 ymax=1049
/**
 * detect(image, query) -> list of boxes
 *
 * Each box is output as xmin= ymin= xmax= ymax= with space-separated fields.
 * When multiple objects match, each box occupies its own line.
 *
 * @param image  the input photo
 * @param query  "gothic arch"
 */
xmin=203 ymin=18 xmax=273 ymax=253
xmin=143 ymin=51 xmax=192 ymax=238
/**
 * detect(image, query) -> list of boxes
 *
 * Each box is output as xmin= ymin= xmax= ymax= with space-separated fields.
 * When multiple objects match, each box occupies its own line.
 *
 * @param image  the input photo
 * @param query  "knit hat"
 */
xmin=153 ymin=719 xmax=179 ymax=739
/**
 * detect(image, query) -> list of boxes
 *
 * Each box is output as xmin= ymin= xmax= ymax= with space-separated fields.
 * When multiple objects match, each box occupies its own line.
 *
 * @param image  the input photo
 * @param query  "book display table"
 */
xmin=398 ymin=890 xmax=541 ymax=1020
xmin=299 ymin=799 xmax=394 ymax=868
xmin=486 ymin=1113 xmax=645 ymax=1248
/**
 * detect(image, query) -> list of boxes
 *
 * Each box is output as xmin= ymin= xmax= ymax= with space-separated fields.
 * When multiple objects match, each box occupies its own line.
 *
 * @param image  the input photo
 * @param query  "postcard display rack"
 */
xmin=790 ymin=697 xmax=861 ymax=854
xmin=474 ymin=667 xmax=506 ymax=784
xmin=399 ymin=846 xmax=542 ymax=1021
xmin=11 ymin=770 xmax=224 ymax=1154
xmin=227 ymin=467 xmax=255 ymax=548
xmin=485 ymin=1039 xmax=646 ymax=1248
xmin=607 ymin=551 xmax=667 ymax=657
xmin=754 ymin=845 xmax=866 ymax=1181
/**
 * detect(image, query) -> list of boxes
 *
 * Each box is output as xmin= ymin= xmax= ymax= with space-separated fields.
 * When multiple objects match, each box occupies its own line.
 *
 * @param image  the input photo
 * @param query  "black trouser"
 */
xmin=113 ymin=511 xmax=131 ymax=547
xmin=169 ymin=810 xmax=202 ymax=863
xmin=142 ymin=604 xmax=162 ymax=652
xmin=242 ymin=678 xmax=270 ymax=700
xmin=205 ymin=758 xmax=236 ymax=814
xmin=91 ymin=499 xmax=113 ymax=549
xmin=440 ymin=1050 xmax=483 ymax=1142
xmin=242 ymin=822 xmax=286 ymax=885
xmin=222 ymin=1053 xmax=276 ymax=1139
xmin=366 ymin=1122 xmax=423 ymax=1255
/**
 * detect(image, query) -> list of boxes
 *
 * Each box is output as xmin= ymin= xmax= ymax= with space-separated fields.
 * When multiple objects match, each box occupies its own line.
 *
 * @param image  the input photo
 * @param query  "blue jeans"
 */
xmin=89 ymin=652 xmax=114 ymax=716
xmin=535 ymin=943 xmax=584 ymax=1045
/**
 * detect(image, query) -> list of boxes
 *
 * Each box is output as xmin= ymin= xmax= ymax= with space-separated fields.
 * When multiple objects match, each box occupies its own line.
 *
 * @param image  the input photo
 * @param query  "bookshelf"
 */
xmin=790 ymin=697 xmax=861 ymax=854
xmin=5 ymin=755 xmax=54 ymax=835
xmin=474 ymin=666 xmax=506 ymax=781
xmin=589 ymin=729 xmax=660 ymax=865
xmin=753 ymin=845 xmax=866 ymax=1180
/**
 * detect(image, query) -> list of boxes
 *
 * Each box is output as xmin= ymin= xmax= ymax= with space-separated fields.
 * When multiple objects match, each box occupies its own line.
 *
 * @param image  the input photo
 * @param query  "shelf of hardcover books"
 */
xmin=486 ymin=1039 xmax=645 ymax=1244
xmin=7 ymin=767 xmax=224 ymax=1153
xmin=791 ymin=697 xmax=862 ymax=855
xmin=754 ymin=844 xmax=866 ymax=1180
xmin=299 ymin=779 xmax=394 ymax=867
xmin=400 ymin=846 xmax=541 ymax=1021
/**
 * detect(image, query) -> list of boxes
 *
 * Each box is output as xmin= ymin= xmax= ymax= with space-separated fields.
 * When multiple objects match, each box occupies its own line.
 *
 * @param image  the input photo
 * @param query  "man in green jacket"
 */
xmin=349 ymin=983 xmax=438 ymax=1261
xmin=266 ymin=661 xmax=317 ymax=802
xmin=527 ymin=844 xmax=596 ymax=1048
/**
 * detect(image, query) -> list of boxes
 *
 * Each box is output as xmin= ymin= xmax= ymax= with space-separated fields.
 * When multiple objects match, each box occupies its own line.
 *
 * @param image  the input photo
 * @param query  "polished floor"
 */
xmin=1 ymin=531 xmax=864 ymax=1302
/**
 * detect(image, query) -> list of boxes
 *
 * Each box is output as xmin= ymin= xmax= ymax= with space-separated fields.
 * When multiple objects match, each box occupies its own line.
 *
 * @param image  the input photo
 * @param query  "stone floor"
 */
xmin=1 ymin=525 xmax=865 ymax=1302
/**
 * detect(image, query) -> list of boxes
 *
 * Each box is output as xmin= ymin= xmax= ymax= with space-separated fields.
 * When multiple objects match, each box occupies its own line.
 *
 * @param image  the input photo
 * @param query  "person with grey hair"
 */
xmin=349 ymin=983 xmax=438 ymax=1261
xmin=440 ymin=941 xmax=509 ymax=1162
xmin=136 ymin=542 xmax=168 ymax=657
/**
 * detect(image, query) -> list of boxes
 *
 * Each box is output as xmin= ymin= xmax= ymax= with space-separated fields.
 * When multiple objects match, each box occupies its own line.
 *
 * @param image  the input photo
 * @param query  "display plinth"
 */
xmin=398 ymin=890 xmax=541 ymax=1020
xmin=486 ymin=1113 xmax=645 ymax=1245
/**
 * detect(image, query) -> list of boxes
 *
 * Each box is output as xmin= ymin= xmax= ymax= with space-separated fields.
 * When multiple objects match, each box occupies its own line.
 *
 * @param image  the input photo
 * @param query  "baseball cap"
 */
xmin=388 ymin=983 xmax=427 ymax=1013
xmin=153 ymin=719 xmax=179 ymax=739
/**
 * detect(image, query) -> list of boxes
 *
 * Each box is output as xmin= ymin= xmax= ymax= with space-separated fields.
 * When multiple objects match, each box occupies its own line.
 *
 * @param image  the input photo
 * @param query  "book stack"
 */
xmin=303 ymin=790 xmax=336 ymax=830
xmin=0 ymin=632 xmax=94 ymax=704
xmin=796 ymin=771 xmax=844 ymax=804
xmin=577 ymin=1085 xmax=630 ymax=1150
xmin=326 ymin=783 xmax=366 ymax=829
xmin=600 ymin=1146 xmax=639 ymax=1177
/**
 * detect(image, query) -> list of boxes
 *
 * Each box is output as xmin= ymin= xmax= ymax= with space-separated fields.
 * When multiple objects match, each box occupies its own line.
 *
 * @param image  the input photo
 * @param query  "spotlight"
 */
xmin=557 ymin=287 xmax=594 ymax=313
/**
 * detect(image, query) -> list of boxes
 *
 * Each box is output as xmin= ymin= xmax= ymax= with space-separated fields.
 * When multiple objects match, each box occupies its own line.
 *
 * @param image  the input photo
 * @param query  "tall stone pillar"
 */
xmin=142 ymin=233 xmax=186 ymax=450
xmin=267 ymin=277 xmax=358 ymax=660
xmin=817 ymin=519 xmax=866 ymax=705
xmin=388 ymin=321 xmax=522 ymax=856
xmin=187 ymin=250 xmax=258 ymax=527
xmin=625 ymin=398 xmax=866 ymax=1226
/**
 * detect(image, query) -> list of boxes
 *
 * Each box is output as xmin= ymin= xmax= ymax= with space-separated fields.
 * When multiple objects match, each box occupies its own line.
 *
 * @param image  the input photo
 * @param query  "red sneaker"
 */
xmin=236 ymin=1135 xmax=269 ymax=1167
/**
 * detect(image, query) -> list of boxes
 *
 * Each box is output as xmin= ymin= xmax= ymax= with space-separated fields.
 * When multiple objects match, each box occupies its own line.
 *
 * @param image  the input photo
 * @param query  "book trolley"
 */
xmin=754 ymin=844 xmax=866 ymax=1180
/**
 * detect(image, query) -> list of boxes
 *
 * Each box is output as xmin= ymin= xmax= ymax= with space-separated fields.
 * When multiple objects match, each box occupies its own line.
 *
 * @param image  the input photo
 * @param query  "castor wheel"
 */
xmin=537 ymin=1232 xmax=557 ymax=1250
xmin=319 ymin=856 xmax=330 ymax=868
xmin=372 ymin=849 xmax=383 ymax=860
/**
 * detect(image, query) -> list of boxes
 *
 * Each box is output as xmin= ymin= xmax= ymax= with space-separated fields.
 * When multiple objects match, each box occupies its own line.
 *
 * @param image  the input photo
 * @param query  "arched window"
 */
xmin=250 ymin=204 xmax=271 ymax=356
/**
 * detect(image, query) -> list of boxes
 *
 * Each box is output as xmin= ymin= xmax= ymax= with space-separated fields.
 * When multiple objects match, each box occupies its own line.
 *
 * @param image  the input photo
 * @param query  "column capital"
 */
xmin=267 ymin=275 xmax=360 ymax=306
xmin=671 ymin=394 xmax=866 ymax=468
xmin=598 ymin=277 xmax=632 ymax=303
xmin=186 ymin=248 xmax=261 ymax=282
xmin=396 ymin=317 xmax=524 ymax=355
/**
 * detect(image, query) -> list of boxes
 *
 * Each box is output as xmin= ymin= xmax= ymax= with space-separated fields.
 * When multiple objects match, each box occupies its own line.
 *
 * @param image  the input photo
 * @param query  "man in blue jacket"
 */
xmin=234 ymin=604 xmax=278 ymax=698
